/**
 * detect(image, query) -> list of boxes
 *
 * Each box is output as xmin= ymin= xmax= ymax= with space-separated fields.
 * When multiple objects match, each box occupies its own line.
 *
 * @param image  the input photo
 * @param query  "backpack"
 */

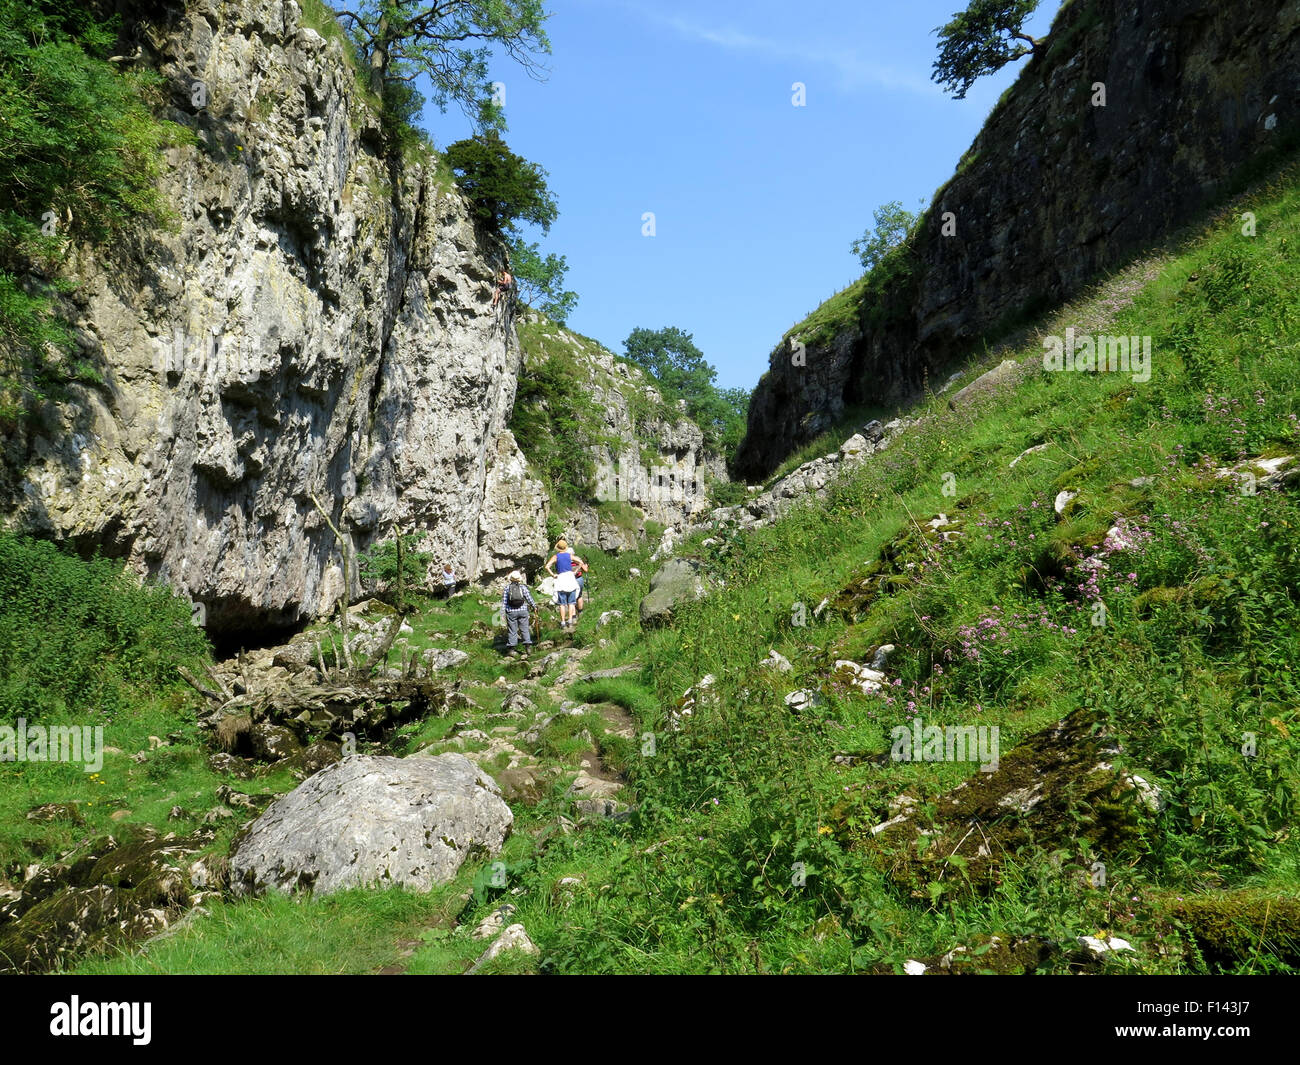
xmin=507 ymin=583 xmax=526 ymax=607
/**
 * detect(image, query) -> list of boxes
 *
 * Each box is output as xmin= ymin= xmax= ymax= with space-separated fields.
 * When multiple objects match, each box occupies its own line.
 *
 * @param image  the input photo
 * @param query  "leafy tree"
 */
xmin=932 ymin=0 xmax=1043 ymax=100
xmin=0 ymin=0 xmax=191 ymax=418
xmin=331 ymin=0 xmax=549 ymax=123
xmin=510 ymin=239 xmax=578 ymax=323
xmin=509 ymin=351 xmax=602 ymax=505
xmin=850 ymin=200 xmax=921 ymax=273
xmin=444 ymin=131 xmax=557 ymax=238
xmin=356 ymin=533 xmax=432 ymax=611
xmin=622 ymin=327 xmax=745 ymax=455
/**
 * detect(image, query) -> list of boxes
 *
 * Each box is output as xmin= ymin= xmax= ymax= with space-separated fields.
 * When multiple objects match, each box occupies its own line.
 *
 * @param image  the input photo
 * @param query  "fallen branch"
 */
xmin=178 ymin=665 xmax=223 ymax=703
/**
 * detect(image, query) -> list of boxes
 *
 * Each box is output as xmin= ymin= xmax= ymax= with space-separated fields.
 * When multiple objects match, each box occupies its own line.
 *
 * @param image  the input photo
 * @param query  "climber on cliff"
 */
xmin=492 ymin=266 xmax=513 ymax=310
xmin=502 ymin=570 xmax=535 ymax=656
xmin=545 ymin=539 xmax=585 ymax=631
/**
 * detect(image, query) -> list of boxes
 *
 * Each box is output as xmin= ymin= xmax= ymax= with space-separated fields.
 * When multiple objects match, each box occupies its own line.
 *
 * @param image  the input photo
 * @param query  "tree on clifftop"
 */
xmin=444 ymin=131 xmax=558 ymax=237
xmin=931 ymin=0 xmax=1043 ymax=100
xmin=332 ymin=1 xmax=550 ymax=125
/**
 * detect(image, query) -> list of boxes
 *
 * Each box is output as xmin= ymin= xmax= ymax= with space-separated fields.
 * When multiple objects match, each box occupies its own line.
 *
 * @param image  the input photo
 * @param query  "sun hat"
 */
xmin=509 ymin=570 xmax=523 ymax=582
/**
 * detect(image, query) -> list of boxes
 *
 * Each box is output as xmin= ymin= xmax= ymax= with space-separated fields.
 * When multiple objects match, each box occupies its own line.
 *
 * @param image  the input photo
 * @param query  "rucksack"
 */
xmin=507 ymin=583 xmax=526 ymax=607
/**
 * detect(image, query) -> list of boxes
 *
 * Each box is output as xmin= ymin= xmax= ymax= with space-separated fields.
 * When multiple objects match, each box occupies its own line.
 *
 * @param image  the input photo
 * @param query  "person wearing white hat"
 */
xmin=501 ymin=570 xmax=535 ymax=655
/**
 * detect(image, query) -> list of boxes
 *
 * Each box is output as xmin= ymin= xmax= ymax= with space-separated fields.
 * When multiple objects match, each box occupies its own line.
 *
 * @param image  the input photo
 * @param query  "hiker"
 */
xmin=501 ymin=570 xmax=535 ymax=655
xmin=574 ymin=555 xmax=589 ymax=615
xmin=545 ymin=539 xmax=585 ymax=631
xmin=439 ymin=563 xmax=457 ymax=600
xmin=492 ymin=266 xmax=513 ymax=309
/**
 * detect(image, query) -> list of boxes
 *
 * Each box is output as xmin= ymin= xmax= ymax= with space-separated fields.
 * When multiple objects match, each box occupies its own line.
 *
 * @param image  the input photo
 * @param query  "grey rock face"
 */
xmin=477 ymin=430 xmax=549 ymax=577
xmin=230 ymin=754 xmax=511 ymax=896
xmin=1 ymin=0 xmax=544 ymax=635
xmin=735 ymin=0 xmax=1300 ymax=477
xmin=517 ymin=312 xmax=727 ymax=545
xmin=639 ymin=558 xmax=707 ymax=627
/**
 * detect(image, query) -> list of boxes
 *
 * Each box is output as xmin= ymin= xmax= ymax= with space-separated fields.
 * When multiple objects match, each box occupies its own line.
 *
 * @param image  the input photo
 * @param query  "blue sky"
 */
xmin=422 ymin=0 xmax=1063 ymax=390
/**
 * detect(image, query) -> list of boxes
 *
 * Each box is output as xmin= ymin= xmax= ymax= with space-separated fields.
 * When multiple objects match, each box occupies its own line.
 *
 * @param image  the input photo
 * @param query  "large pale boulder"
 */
xmin=230 ymin=754 xmax=511 ymax=896
xmin=639 ymin=558 xmax=707 ymax=627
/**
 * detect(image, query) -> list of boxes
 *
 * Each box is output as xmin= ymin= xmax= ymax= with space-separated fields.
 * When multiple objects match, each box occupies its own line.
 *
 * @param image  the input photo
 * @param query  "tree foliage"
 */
xmin=509 ymin=239 xmax=577 ymax=323
xmin=0 ymin=0 xmax=192 ymax=419
xmin=850 ymin=200 xmax=922 ymax=274
xmin=444 ymin=131 xmax=557 ymax=238
xmin=931 ymin=0 xmax=1042 ymax=100
xmin=622 ymin=327 xmax=748 ymax=457
xmin=332 ymin=0 xmax=549 ymax=125
xmin=508 ymin=349 xmax=604 ymax=506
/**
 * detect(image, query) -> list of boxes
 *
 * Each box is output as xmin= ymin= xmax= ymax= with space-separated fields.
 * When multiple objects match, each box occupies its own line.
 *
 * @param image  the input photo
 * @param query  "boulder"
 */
xmin=467 ymin=923 xmax=538 ymax=973
xmin=639 ymin=558 xmax=707 ymax=627
xmin=248 ymin=723 xmax=303 ymax=763
xmin=947 ymin=359 xmax=1021 ymax=409
xmin=423 ymin=647 xmax=470 ymax=672
xmin=230 ymin=754 xmax=512 ymax=897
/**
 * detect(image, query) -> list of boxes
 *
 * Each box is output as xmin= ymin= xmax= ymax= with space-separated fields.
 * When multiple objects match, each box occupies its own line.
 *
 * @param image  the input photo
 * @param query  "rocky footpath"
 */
xmin=0 ymin=0 xmax=547 ymax=637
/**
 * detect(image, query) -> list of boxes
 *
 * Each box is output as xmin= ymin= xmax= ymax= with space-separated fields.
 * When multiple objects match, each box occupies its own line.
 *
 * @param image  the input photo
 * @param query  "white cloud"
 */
xmin=626 ymin=5 xmax=940 ymax=96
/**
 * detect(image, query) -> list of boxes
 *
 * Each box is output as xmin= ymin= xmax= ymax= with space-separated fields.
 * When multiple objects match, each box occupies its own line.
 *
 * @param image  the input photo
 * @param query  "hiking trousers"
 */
xmin=506 ymin=607 xmax=532 ymax=647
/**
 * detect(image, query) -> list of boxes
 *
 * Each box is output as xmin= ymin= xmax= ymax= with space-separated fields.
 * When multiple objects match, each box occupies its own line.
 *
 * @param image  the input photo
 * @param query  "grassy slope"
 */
xmin=60 ymin=158 xmax=1300 ymax=974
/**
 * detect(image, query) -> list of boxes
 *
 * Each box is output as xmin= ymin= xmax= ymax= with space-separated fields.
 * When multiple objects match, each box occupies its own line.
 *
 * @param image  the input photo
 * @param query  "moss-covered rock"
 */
xmin=1174 ymin=890 xmax=1300 ymax=970
xmin=832 ymin=515 xmax=963 ymax=621
xmin=0 ymin=829 xmax=214 ymax=974
xmin=862 ymin=709 xmax=1161 ymax=895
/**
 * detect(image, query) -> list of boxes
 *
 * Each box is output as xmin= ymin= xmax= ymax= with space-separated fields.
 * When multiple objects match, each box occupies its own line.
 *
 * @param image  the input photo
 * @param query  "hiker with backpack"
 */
xmin=544 ymin=539 xmax=585 ymax=632
xmin=502 ymin=570 xmax=535 ymax=655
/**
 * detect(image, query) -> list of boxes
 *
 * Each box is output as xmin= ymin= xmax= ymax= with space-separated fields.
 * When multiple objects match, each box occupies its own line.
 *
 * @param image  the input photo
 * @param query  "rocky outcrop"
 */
xmin=229 ymin=753 xmax=512 ymax=896
xmin=0 ymin=829 xmax=220 ymax=974
xmin=515 ymin=312 xmax=727 ymax=549
xmin=0 ymin=0 xmax=544 ymax=636
xmin=477 ymin=429 xmax=549 ymax=575
xmin=736 ymin=0 xmax=1300 ymax=478
xmin=639 ymin=557 xmax=707 ymax=627
xmin=707 ymin=416 xmax=918 ymax=533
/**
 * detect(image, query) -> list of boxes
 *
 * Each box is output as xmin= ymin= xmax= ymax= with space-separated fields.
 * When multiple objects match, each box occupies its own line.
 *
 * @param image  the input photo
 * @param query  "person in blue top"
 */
xmin=545 ymin=539 xmax=585 ymax=632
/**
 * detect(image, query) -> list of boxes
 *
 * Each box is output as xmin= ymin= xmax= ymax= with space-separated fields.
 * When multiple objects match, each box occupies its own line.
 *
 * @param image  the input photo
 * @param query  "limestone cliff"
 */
xmin=0 ymin=0 xmax=549 ymax=637
xmin=513 ymin=311 xmax=727 ymax=552
xmin=736 ymin=0 xmax=1300 ymax=478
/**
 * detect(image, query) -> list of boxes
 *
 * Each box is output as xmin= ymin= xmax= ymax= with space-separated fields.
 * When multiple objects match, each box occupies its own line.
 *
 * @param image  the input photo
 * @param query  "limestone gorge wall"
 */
xmin=0 ymin=0 xmax=549 ymax=637
xmin=736 ymin=0 xmax=1300 ymax=478
xmin=514 ymin=313 xmax=727 ymax=552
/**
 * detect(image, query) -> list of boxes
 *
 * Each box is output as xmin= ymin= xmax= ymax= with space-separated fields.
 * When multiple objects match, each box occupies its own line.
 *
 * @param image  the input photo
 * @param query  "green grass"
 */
xmin=784 ymin=275 xmax=869 ymax=349
xmin=29 ymin=159 xmax=1300 ymax=978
